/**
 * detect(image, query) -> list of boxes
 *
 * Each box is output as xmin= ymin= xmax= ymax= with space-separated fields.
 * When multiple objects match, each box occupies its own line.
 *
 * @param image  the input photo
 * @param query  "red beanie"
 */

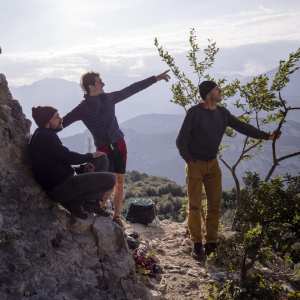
xmin=32 ymin=106 xmax=58 ymax=128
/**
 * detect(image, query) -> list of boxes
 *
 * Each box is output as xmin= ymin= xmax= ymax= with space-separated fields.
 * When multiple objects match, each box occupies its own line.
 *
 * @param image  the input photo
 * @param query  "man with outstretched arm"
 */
xmin=62 ymin=70 xmax=171 ymax=227
xmin=176 ymin=81 xmax=281 ymax=260
xmin=30 ymin=106 xmax=116 ymax=220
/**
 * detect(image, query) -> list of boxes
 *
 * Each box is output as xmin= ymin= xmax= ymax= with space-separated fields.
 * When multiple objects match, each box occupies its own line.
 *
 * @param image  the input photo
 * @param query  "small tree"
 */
xmin=220 ymin=50 xmax=300 ymax=214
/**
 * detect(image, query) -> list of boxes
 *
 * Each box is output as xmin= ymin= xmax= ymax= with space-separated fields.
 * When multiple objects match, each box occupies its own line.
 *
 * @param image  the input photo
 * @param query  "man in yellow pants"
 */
xmin=176 ymin=81 xmax=281 ymax=259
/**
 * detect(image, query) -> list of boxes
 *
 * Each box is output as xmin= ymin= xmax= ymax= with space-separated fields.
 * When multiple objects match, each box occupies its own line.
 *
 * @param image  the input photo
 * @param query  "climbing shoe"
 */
xmin=82 ymin=201 xmax=110 ymax=217
xmin=113 ymin=216 xmax=124 ymax=227
xmin=61 ymin=202 xmax=88 ymax=220
xmin=100 ymin=204 xmax=108 ymax=212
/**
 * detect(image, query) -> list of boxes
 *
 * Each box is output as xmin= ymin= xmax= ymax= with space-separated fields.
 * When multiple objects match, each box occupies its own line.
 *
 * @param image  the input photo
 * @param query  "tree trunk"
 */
xmin=231 ymin=167 xmax=241 ymax=230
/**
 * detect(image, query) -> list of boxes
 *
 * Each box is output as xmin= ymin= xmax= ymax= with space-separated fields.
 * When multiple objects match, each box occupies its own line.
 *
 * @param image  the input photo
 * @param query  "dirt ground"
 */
xmin=124 ymin=219 xmax=215 ymax=300
xmin=123 ymin=218 xmax=300 ymax=300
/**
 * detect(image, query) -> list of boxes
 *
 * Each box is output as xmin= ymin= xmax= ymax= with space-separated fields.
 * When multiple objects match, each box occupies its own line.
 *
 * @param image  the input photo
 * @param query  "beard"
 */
xmin=50 ymin=123 xmax=63 ymax=133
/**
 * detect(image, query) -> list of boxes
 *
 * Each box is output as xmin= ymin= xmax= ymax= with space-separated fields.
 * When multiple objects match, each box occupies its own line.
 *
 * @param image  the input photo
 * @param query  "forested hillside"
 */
xmin=121 ymin=170 xmax=187 ymax=222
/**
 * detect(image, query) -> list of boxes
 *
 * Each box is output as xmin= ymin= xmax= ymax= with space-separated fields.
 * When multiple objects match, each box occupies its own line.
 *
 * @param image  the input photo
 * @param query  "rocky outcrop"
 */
xmin=0 ymin=76 xmax=152 ymax=300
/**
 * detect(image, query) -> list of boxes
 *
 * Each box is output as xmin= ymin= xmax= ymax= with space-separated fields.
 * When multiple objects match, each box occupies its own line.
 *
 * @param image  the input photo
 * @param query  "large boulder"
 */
xmin=0 ymin=79 xmax=151 ymax=300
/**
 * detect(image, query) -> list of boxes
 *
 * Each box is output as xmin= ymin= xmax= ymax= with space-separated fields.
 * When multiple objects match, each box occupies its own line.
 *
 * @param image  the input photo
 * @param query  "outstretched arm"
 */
xmin=228 ymin=111 xmax=270 ymax=140
xmin=62 ymin=103 xmax=83 ymax=128
xmin=109 ymin=70 xmax=171 ymax=105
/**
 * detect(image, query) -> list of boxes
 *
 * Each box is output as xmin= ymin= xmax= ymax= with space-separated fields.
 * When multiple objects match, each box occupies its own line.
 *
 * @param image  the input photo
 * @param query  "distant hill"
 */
xmin=60 ymin=113 xmax=300 ymax=189
xmin=121 ymin=113 xmax=184 ymax=134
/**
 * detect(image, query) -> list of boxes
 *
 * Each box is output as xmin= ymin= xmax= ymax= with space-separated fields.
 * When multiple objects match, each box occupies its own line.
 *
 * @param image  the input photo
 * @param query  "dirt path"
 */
xmin=124 ymin=218 xmax=300 ymax=300
xmin=124 ymin=220 xmax=214 ymax=300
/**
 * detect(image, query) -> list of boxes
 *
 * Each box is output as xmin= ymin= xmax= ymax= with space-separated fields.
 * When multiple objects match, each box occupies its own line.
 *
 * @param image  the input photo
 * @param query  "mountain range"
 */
xmin=9 ymin=60 xmax=300 ymax=138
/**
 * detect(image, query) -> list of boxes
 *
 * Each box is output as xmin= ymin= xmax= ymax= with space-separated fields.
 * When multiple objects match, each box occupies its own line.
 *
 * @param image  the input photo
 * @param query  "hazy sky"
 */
xmin=1 ymin=0 xmax=300 ymax=86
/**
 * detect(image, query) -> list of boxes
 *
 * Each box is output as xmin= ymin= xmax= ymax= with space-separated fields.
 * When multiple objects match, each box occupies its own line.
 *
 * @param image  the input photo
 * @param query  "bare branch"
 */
xmin=255 ymin=111 xmax=260 ymax=129
xmin=243 ymin=140 xmax=262 ymax=155
xmin=219 ymin=157 xmax=232 ymax=171
xmin=278 ymin=91 xmax=287 ymax=111
xmin=277 ymin=151 xmax=300 ymax=162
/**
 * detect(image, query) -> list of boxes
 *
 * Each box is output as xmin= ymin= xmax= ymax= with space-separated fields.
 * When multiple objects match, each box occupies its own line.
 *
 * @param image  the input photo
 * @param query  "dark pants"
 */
xmin=48 ymin=156 xmax=116 ymax=206
xmin=89 ymin=155 xmax=109 ymax=173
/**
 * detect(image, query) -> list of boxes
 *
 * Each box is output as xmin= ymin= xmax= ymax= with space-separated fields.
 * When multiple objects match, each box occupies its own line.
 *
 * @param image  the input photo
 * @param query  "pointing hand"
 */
xmin=156 ymin=70 xmax=171 ymax=82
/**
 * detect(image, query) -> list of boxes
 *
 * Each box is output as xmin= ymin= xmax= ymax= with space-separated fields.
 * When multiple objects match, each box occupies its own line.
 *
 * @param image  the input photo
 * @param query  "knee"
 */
xmin=93 ymin=155 xmax=109 ymax=172
xmin=107 ymin=173 xmax=116 ymax=188
xmin=112 ymin=173 xmax=117 ymax=183
xmin=206 ymin=206 xmax=221 ymax=214
xmin=115 ymin=177 xmax=124 ymax=188
xmin=189 ymin=204 xmax=201 ymax=212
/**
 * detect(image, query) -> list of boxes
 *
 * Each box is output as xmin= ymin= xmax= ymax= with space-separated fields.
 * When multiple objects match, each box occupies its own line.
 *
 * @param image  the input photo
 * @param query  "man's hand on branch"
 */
xmin=156 ymin=70 xmax=171 ymax=82
xmin=269 ymin=129 xmax=282 ymax=141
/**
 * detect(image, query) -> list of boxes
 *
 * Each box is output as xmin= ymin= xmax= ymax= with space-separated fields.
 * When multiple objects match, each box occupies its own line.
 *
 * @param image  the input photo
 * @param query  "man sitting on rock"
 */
xmin=29 ymin=105 xmax=116 ymax=220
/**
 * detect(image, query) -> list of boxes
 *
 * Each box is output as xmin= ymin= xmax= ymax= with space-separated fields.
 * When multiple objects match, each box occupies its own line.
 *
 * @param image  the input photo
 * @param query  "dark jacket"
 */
xmin=176 ymin=104 xmax=270 ymax=163
xmin=29 ymin=128 xmax=93 ymax=191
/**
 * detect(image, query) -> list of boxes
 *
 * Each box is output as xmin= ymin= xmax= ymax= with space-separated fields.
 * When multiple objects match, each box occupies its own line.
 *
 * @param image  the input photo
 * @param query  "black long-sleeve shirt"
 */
xmin=62 ymin=76 xmax=157 ymax=147
xmin=29 ymin=128 xmax=93 ymax=191
xmin=176 ymin=104 xmax=270 ymax=163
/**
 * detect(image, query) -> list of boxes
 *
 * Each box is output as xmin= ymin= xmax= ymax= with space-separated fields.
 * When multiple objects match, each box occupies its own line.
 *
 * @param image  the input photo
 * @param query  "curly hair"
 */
xmin=80 ymin=71 xmax=100 ymax=96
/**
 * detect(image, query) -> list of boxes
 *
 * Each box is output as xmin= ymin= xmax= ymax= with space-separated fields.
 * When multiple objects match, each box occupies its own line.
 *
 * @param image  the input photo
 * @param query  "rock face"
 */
xmin=0 ymin=76 xmax=150 ymax=300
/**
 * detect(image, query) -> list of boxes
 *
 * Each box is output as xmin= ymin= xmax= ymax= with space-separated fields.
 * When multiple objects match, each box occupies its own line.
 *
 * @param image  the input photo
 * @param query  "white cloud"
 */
xmin=258 ymin=5 xmax=275 ymax=14
xmin=1 ymin=1 xmax=300 ymax=86
xmin=241 ymin=60 xmax=266 ymax=77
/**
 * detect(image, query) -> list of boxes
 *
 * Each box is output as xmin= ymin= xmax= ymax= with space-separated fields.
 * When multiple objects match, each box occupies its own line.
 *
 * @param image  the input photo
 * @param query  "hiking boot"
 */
xmin=82 ymin=201 xmax=110 ymax=217
xmin=61 ymin=202 xmax=88 ymax=220
xmin=113 ymin=216 xmax=124 ymax=227
xmin=204 ymin=242 xmax=219 ymax=256
xmin=191 ymin=243 xmax=204 ymax=260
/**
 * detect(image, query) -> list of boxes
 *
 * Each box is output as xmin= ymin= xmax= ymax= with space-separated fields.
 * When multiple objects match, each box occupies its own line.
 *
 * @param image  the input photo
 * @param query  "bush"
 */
xmin=206 ymin=173 xmax=300 ymax=299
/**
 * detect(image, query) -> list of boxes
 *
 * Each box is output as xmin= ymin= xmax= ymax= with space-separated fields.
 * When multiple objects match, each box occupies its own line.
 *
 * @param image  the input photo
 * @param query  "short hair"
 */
xmin=80 ymin=71 xmax=100 ymax=96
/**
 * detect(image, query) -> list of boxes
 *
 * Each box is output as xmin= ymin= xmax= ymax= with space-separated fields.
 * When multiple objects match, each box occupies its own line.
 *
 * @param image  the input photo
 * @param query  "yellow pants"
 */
xmin=185 ymin=158 xmax=222 ymax=244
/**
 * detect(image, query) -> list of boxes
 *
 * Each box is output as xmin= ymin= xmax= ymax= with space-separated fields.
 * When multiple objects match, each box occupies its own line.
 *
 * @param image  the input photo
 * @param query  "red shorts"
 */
xmin=97 ymin=139 xmax=127 ymax=174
